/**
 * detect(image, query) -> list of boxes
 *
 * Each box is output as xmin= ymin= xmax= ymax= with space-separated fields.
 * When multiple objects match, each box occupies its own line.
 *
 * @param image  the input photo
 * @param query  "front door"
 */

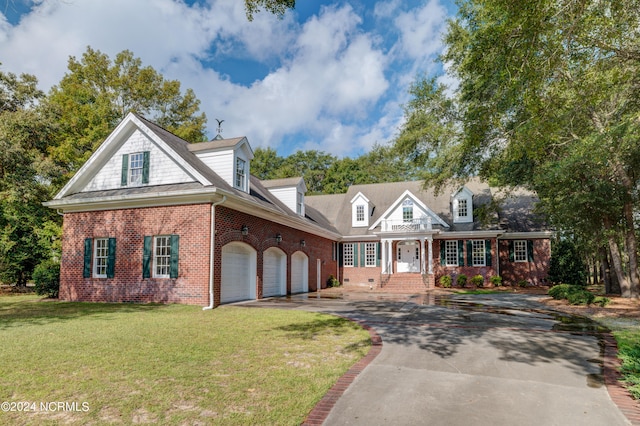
xmin=397 ymin=242 xmax=420 ymax=273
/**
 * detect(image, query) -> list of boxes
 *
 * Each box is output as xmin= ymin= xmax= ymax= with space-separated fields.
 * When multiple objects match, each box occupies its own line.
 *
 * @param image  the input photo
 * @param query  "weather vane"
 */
xmin=215 ymin=119 xmax=224 ymax=137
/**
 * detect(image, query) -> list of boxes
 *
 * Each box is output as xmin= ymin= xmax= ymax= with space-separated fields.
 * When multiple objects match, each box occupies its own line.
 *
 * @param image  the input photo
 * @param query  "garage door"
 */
xmin=263 ymin=247 xmax=286 ymax=297
xmin=291 ymin=251 xmax=308 ymax=294
xmin=221 ymin=242 xmax=256 ymax=304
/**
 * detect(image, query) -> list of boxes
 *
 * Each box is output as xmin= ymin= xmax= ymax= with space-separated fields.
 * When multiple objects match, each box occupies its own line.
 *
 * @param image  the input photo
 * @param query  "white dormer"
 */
xmin=351 ymin=192 xmax=373 ymax=227
xmin=262 ymin=177 xmax=307 ymax=217
xmin=189 ymin=136 xmax=254 ymax=193
xmin=452 ymin=186 xmax=474 ymax=223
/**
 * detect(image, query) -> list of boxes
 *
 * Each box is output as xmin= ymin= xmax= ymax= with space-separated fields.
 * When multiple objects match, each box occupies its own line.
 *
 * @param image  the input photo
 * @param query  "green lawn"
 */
xmin=0 ymin=295 xmax=371 ymax=425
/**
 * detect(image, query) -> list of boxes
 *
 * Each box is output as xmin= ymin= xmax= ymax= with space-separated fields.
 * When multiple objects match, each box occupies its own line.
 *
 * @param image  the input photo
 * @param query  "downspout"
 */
xmin=203 ymin=195 xmax=226 ymax=311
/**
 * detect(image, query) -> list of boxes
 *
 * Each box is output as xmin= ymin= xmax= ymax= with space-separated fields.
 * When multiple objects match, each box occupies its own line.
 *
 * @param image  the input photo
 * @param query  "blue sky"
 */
xmin=0 ymin=0 xmax=456 ymax=157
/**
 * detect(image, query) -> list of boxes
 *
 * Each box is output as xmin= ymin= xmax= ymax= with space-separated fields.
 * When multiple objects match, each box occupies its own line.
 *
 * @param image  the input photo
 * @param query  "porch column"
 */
xmin=381 ymin=239 xmax=388 ymax=274
xmin=420 ymin=238 xmax=426 ymax=274
xmin=387 ymin=239 xmax=394 ymax=274
xmin=427 ymin=237 xmax=433 ymax=274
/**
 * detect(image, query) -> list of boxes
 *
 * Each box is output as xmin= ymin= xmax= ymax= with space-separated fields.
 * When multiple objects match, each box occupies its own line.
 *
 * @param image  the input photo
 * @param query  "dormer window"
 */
xmin=452 ymin=187 xmax=473 ymax=224
xmin=297 ymin=191 xmax=304 ymax=215
xmin=235 ymin=157 xmax=246 ymax=191
xmin=121 ymin=151 xmax=149 ymax=187
xmin=351 ymin=192 xmax=371 ymax=227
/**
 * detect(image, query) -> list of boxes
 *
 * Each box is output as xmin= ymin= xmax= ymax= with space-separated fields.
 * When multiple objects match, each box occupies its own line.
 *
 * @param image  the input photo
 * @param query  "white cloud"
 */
xmin=0 ymin=0 xmax=454 ymax=158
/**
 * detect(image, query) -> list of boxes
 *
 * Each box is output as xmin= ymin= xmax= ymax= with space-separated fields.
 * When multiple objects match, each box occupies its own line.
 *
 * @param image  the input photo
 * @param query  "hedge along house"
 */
xmin=305 ymin=180 xmax=553 ymax=291
xmin=45 ymin=112 xmax=341 ymax=307
xmin=46 ymin=113 xmax=552 ymax=307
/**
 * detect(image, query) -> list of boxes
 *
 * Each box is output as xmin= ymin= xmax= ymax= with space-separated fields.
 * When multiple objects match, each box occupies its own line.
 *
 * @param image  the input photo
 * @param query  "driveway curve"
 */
xmin=245 ymin=292 xmax=633 ymax=426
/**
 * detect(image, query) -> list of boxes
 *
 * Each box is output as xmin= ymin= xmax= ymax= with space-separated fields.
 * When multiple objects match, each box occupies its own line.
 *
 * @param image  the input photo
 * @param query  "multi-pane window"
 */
xmin=93 ymin=238 xmax=109 ymax=278
xmin=343 ymin=243 xmax=354 ymax=267
xmin=445 ymin=240 xmax=459 ymax=266
xmin=297 ymin=191 xmax=304 ymax=215
xmin=458 ymin=199 xmax=468 ymax=218
xmin=402 ymin=199 xmax=413 ymax=222
xmin=235 ymin=158 xmax=246 ymax=190
xmin=154 ymin=236 xmax=172 ymax=278
xmin=514 ymin=240 xmax=528 ymax=262
xmin=365 ymin=243 xmax=377 ymax=267
xmin=356 ymin=205 xmax=365 ymax=222
xmin=129 ymin=152 xmax=145 ymax=185
xmin=472 ymin=240 xmax=486 ymax=266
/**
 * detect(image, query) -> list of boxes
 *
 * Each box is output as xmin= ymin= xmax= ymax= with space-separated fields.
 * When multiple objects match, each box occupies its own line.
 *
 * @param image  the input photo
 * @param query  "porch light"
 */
xmin=276 ymin=233 xmax=282 ymax=244
xmin=241 ymin=225 xmax=249 ymax=236
xmin=300 ymin=239 xmax=306 ymax=247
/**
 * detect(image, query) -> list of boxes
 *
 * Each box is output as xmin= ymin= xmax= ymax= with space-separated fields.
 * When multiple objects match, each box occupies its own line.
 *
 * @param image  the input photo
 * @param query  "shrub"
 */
xmin=593 ymin=296 xmax=611 ymax=307
xmin=489 ymin=275 xmax=502 ymax=287
xmin=439 ymin=275 xmax=452 ymax=288
xmin=33 ymin=260 xmax=60 ymax=298
xmin=470 ymin=275 xmax=484 ymax=287
xmin=456 ymin=274 xmax=467 ymax=288
xmin=517 ymin=280 xmax=528 ymax=288
xmin=548 ymin=284 xmax=598 ymax=306
xmin=326 ymin=275 xmax=340 ymax=288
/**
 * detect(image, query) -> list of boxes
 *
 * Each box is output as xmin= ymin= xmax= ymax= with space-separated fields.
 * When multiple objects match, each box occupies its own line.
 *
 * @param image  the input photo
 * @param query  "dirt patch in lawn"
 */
xmin=541 ymin=295 xmax=640 ymax=320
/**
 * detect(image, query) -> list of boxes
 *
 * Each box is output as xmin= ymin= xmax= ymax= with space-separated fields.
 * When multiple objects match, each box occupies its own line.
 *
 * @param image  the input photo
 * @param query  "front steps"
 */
xmin=379 ymin=273 xmax=431 ymax=292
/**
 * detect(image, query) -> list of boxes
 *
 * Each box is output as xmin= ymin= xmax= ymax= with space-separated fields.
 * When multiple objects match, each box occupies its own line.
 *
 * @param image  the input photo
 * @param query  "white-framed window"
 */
xmin=343 ymin=243 xmax=354 ymax=267
xmin=235 ymin=157 xmax=246 ymax=190
xmin=356 ymin=205 xmax=365 ymax=222
xmin=458 ymin=199 xmax=468 ymax=218
xmin=402 ymin=199 xmax=413 ymax=222
xmin=472 ymin=240 xmax=486 ymax=266
xmin=365 ymin=243 xmax=377 ymax=267
xmin=93 ymin=238 xmax=109 ymax=278
xmin=445 ymin=240 xmax=459 ymax=266
xmin=297 ymin=191 xmax=304 ymax=215
xmin=514 ymin=240 xmax=528 ymax=262
xmin=129 ymin=152 xmax=145 ymax=185
xmin=154 ymin=236 xmax=172 ymax=278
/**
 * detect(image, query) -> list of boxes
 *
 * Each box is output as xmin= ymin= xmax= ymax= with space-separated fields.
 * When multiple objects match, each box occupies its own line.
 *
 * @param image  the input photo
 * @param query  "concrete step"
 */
xmin=381 ymin=273 xmax=430 ymax=292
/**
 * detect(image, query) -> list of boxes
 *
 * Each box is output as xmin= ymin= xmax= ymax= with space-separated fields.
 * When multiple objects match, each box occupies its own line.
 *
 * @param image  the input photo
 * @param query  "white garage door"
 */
xmin=263 ymin=248 xmax=286 ymax=297
xmin=221 ymin=243 xmax=256 ymax=304
xmin=291 ymin=251 xmax=308 ymax=294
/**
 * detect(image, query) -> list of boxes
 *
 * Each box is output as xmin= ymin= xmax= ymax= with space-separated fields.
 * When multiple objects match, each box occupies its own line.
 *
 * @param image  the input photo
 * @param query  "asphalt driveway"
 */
xmin=245 ymin=292 xmax=632 ymax=426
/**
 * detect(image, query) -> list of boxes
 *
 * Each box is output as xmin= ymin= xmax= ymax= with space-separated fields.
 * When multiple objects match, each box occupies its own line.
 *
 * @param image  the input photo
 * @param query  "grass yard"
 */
xmin=0 ymin=295 xmax=371 ymax=425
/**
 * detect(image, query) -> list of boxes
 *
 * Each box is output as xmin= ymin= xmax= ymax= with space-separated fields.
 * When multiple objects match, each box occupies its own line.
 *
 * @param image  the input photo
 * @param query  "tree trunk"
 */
xmin=607 ymin=233 xmax=631 ymax=297
xmin=600 ymin=246 xmax=614 ymax=294
xmin=622 ymin=201 xmax=640 ymax=298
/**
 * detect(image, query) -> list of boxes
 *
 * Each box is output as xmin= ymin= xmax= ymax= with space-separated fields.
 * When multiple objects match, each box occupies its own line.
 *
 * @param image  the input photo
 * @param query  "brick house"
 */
xmin=45 ymin=113 xmax=552 ymax=307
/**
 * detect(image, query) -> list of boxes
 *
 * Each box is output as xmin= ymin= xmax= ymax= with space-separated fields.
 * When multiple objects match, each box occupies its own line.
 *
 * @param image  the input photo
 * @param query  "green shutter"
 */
xmin=508 ymin=240 xmax=515 ymax=262
xmin=527 ymin=240 xmax=534 ymax=262
xmin=458 ymin=240 xmax=464 ymax=266
xmin=107 ymin=238 xmax=116 ymax=278
xmin=121 ymin=154 xmax=129 ymax=186
xmin=485 ymin=240 xmax=492 ymax=267
xmin=170 ymin=235 xmax=179 ymax=279
xmin=467 ymin=240 xmax=473 ymax=266
xmin=353 ymin=243 xmax=359 ymax=267
xmin=376 ymin=242 xmax=381 ymax=267
xmin=142 ymin=151 xmax=150 ymax=184
xmin=440 ymin=241 xmax=446 ymax=265
xmin=143 ymin=236 xmax=152 ymax=278
xmin=83 ymin=238 xmax=92 ymax=278
xmin=360 ymin=243 xmax=365 ymax=267
xmin=338 ymin=243 xmax=343 ymax=267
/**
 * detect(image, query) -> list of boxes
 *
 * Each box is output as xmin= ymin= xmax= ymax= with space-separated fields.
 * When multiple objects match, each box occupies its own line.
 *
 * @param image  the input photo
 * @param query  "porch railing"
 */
xmin=380 ymin=217 xmax=432 ymax=232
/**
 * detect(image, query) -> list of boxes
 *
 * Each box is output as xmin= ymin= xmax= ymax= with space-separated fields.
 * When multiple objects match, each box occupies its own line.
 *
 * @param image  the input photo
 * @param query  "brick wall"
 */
xmin=60 ymin=204 xmax=211 ymax=305
xmin=213 ymin=206 xmax=338 ymax=307
xmin=499 ymin=239 xmax=551 ymax=286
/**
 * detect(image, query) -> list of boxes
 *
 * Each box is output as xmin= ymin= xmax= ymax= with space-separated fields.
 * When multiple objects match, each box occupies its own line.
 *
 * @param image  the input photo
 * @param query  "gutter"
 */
xmin=203 ymin=195 xmax=226 ymax=311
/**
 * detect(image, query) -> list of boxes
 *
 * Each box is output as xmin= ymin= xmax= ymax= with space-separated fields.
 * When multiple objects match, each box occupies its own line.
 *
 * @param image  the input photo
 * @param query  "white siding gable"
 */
xmin=369 ymin=190 xmax=449 ymax=231
xmin=265 ymin=179 xmax=307 ymax=216
xmin=84 ymin=129 xmax=195 ymax=192
xmin=192 ymin=138 xmax=253 ymax=193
